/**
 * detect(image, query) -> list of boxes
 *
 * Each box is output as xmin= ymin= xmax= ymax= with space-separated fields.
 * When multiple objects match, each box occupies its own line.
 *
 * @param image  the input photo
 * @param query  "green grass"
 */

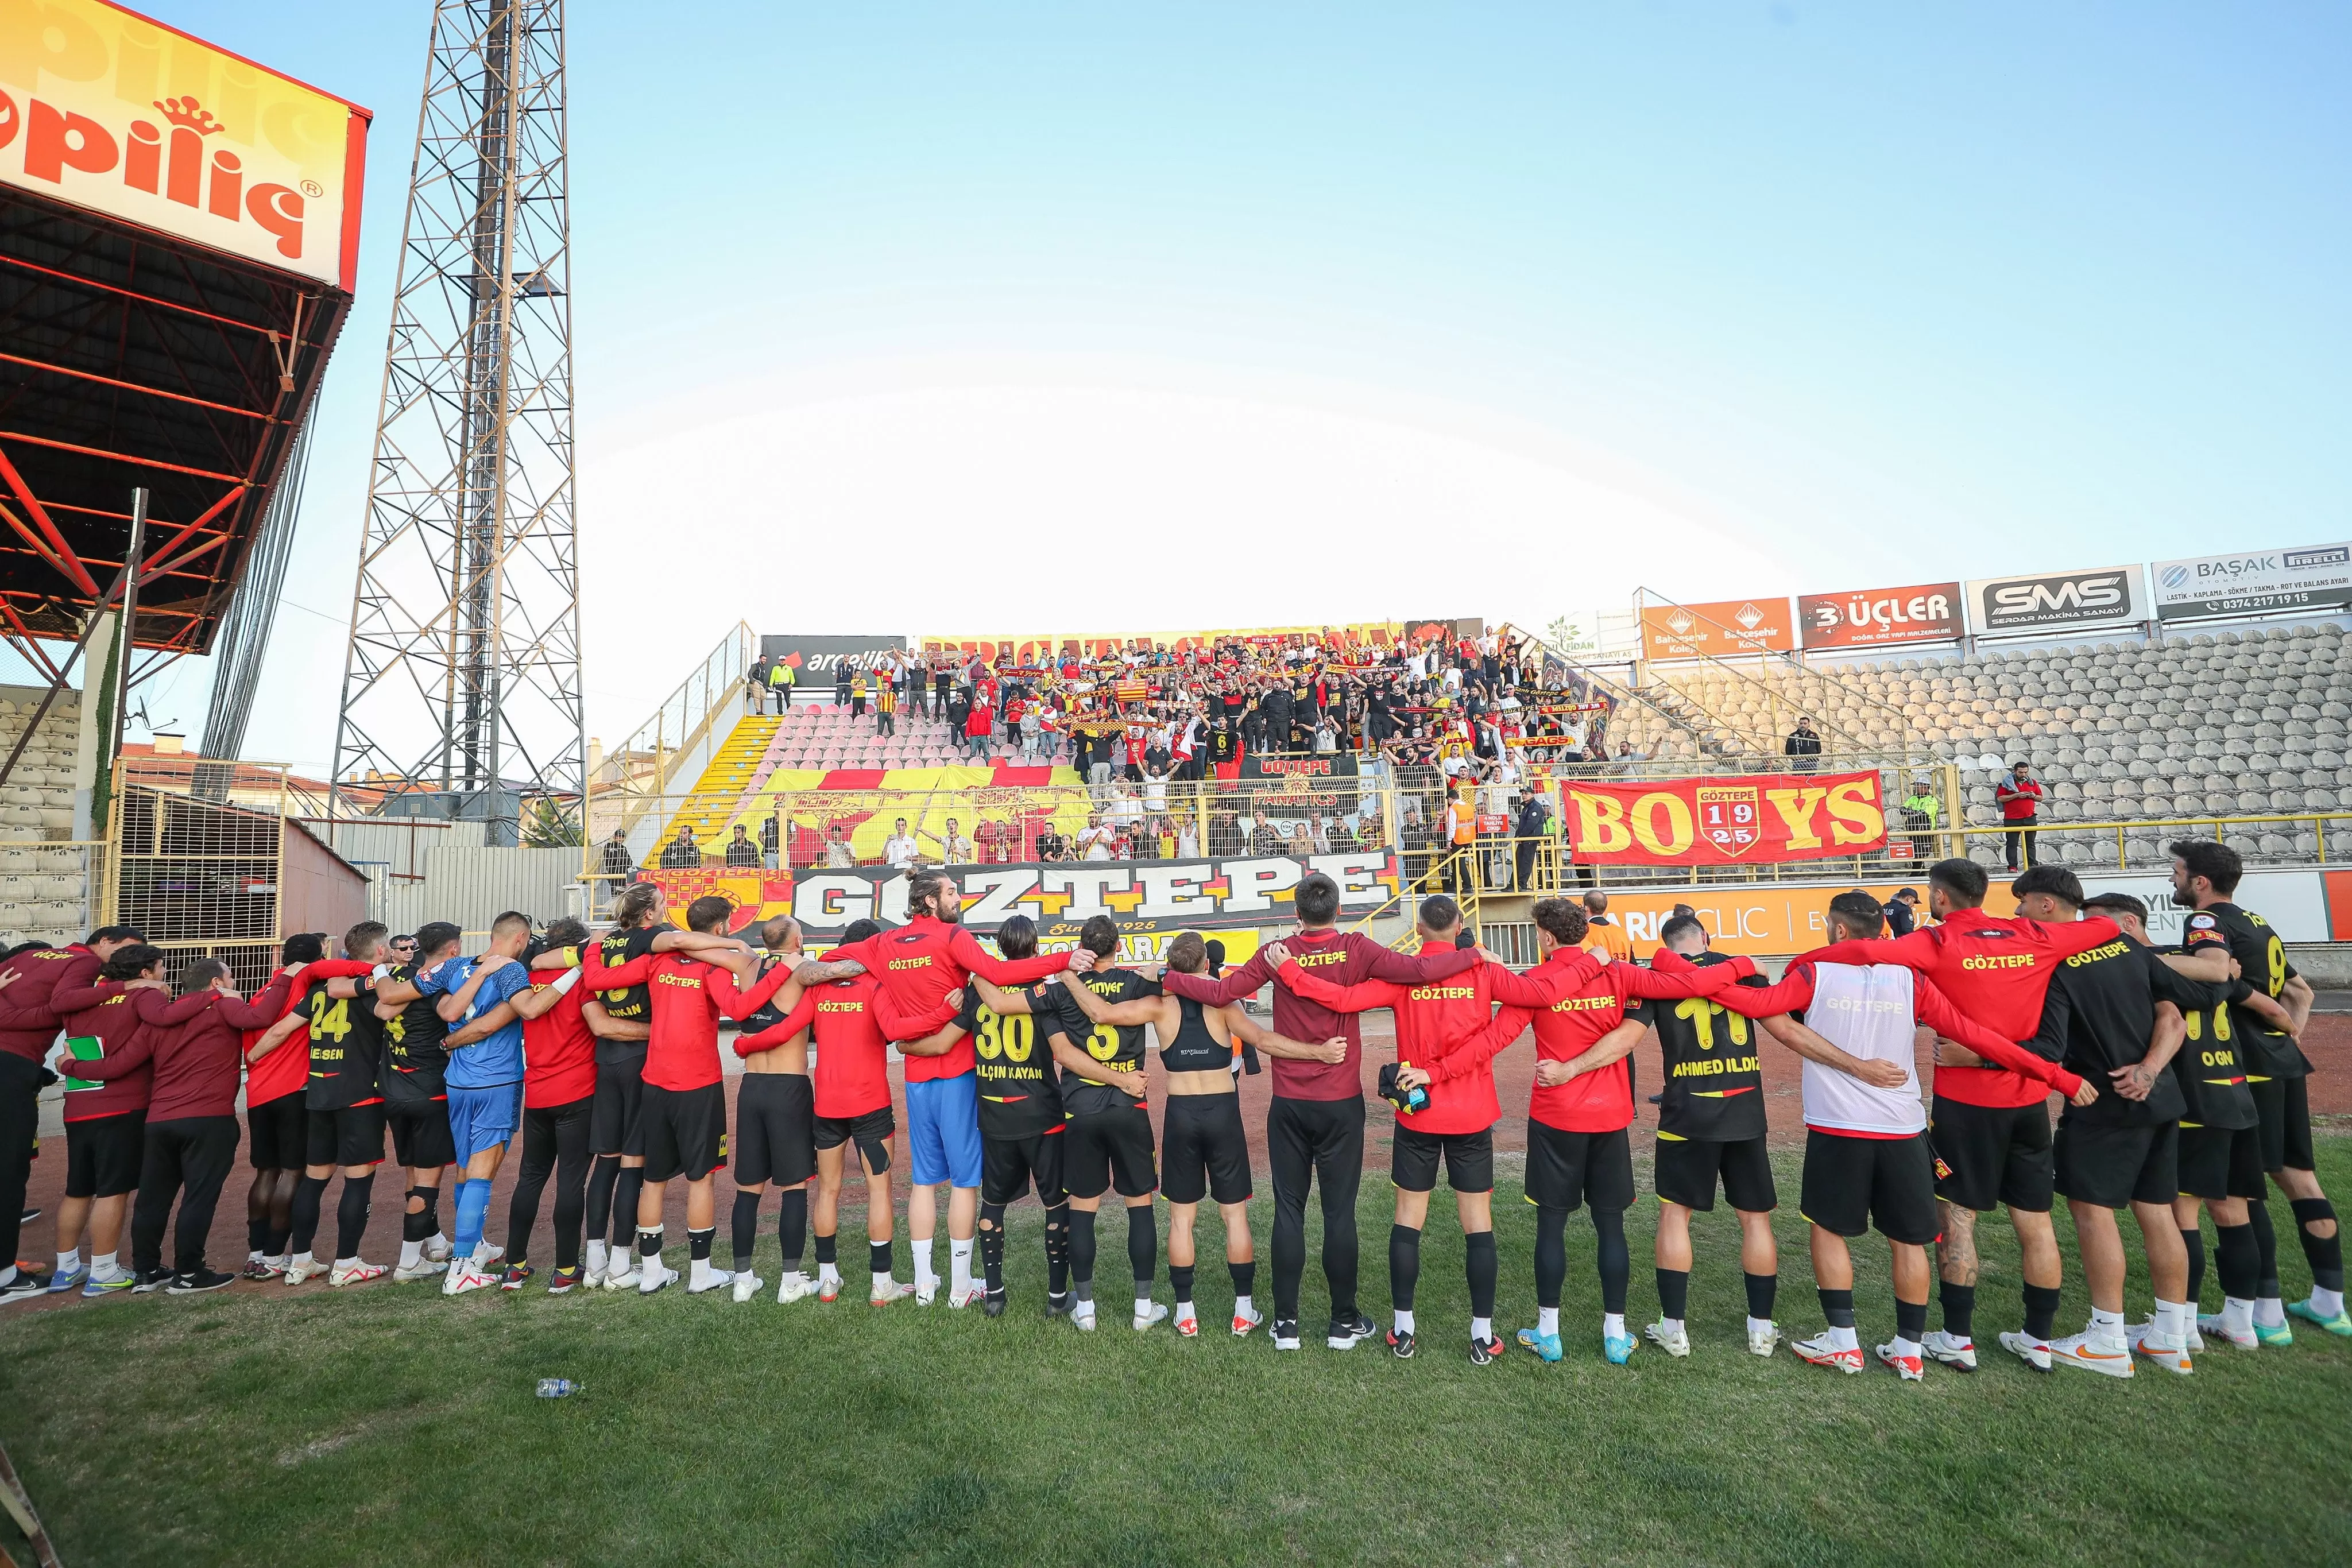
xmin=6 ymin=1138 xmax=2351 ymax=1567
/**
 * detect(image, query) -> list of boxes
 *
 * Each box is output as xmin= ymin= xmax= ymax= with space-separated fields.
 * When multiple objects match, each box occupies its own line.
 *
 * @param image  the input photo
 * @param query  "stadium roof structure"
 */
xmin=0 ymin=176 xmax=353 ymax=663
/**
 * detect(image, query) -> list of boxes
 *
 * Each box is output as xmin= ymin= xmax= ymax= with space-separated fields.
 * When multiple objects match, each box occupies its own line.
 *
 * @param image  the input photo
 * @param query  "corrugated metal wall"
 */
xmin=373 ymin=846 xmax=585 ymax=938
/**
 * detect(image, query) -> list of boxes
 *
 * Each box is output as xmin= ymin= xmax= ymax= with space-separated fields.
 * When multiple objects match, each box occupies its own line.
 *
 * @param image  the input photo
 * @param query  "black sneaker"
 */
xmin=132 ymin=1268 xmax=173 ymax=1294
xmin=20 ymin=1206 xmax=38 ymax=1224
xmin=1469 ymin=1334 xmax=1504 ymax=1366
xmin=1271 ymin=1318 xmax=1302 ymax=1351
xmin=0 ymin=1273 xmax=41 ymax=1305
xmin=1326 ymin=1310 xmax=1376 ymax=1350
xmin=1044 ymin=1292 xmax=1073 ymax=1319
xmin=1388 ymin=1327 xmax=1417 ymax=1359
xmin=168 ymin=1268 xmax=234 ymax=1294
xmin=546 ymin=1265 xmax=585 ymax=1295
xmin=500 ymin=1262 xmax=536 ymax=1292
xmin=983 ymin=1289 xmax=1007 ymax=1318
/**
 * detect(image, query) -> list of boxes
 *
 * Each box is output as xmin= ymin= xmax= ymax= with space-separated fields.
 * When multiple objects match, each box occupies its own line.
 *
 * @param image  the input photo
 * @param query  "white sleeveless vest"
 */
xmin=1801 ymin=963 xmax=1927 ymax=1136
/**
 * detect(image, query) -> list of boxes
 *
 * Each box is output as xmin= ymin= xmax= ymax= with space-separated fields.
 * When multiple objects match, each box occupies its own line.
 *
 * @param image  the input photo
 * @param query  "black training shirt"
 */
xmin=2026 ymin=934 xmax=2215 ymax=1126
xmin=2180 ymin=903 xmax=2307 ymax=1079
xmin=1039 ymin=968 xmax=1160 ymax=1117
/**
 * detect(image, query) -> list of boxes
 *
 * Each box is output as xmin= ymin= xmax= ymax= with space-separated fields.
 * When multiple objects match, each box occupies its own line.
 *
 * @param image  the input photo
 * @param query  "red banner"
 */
xmin=1797 ymin=582 xmax=1963 ymax=649
xmin=1559 ymin=769 xmax=1887 ymax=864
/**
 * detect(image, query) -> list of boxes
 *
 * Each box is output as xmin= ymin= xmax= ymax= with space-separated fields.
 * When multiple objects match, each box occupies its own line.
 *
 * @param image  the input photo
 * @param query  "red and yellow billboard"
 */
xmin=0 ymin=0 xmax=370 ymax=289
xmin=1797 ymin=582 xmax=1964 ymax=650
xmin=1561 ymin=769 xmax=1887 ymax=865
xmin=1638 ymin=599 xmax=1795 ymax=661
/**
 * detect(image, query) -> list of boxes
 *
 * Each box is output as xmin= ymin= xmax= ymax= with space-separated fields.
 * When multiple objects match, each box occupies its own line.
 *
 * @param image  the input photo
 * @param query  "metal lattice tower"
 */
xmin=331 ymin=0 xmax=581 ymax=846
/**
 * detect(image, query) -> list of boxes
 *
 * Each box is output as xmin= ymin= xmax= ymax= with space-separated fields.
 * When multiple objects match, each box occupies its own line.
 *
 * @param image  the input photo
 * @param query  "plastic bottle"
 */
xmin=535 ymin=1379 xmax=579 ymax=1399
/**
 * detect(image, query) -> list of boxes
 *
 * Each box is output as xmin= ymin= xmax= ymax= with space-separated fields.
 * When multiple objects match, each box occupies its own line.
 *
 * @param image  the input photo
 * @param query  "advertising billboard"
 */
xmin=1798 ymin=582 xmax=1964 ymax=650
xmin=1638 ymin=598 xmax=1796 ymax=661
xmin=2152 ymin=543 xmax=2352 ymax=624
xmin=1559 ymin=769 xmax=1887 ymax=866
xmin=1965 ymin=564 xmax=2146 ymax=637
xmin=0 ymin=0 xmax=370 ymax=290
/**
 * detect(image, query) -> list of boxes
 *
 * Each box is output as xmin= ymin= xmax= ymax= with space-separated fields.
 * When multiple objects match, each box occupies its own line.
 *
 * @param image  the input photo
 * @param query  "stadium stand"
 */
xmin=0 ymin=690 xmax=90 ymax=944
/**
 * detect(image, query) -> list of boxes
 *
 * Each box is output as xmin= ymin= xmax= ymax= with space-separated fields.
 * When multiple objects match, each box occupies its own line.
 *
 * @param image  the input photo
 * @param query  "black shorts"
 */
xmin=590 ymin=1058 xmax=645 ymax=1158
xmin=641 ymin=1082 xmax=725 ymax=1184
xmin=1520 ymin=1122 xmax=1625 ymax=1210
xmin=2177 ymin=1123 xmax=2267 ymax=1202
xmin=1654 ymin=1133 xmax=1777 ymax=1214
xmin=815 ymin=1106 xmax=895 ymax=1174
xmin=1065 ymin=1106 xmax=1157 ymax=1200
xmin=1394 ymin=1122 xmax=1496 ymax=1196
xmin=64 ymin=1112 xmax=145 ymax=1198
xmin=1801 ymin=1129 xmax=1938 ymax=1245
xmin=1160 ymin=1094 xmax=1252 ymax=1206
xmin=1928 ymin=1097 xmax=2054 ymax=1213
xmin=386 ymin=1100 xmax=455 ymax=1171
xmin=246 ymin=1092 xmax=307 ymax=1170
xmin=2249 ymin=1077 xmax=2316 ymax=1174
xmin=982 ymin=1129 xmax=1066 ymax=1207
xmin=734 ymin=1074 xmax=815 ymax=1188
xmin=304 ymin=1105 xmax=386 ymax=1169
xmin=2053 ymin=1116 xmax=2177 ymax=1209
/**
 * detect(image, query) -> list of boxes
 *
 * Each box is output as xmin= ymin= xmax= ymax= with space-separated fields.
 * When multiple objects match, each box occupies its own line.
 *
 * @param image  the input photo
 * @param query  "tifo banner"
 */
xmin=0 ymin=0 xmax=370 ymax=289
xmin=1560 ymin=770 xmax=1887 ymax=865
xmin=1966 ymin=564 xmax=2146 ymax=637
xmin=641 ymin=850 xmax=1403 ymax=945
xmin=1638 ymin=599 xmax=1795 ymax=661
xmin=2152 ymin=543 xmax=2352 ymax=624
xmin=917 ymin=624 xmax=1401 ymax=663
xmin=1798 ymin=582 xmax=1963 ymax=650
xmin=759 ymin=635 xmax=906 ymax=680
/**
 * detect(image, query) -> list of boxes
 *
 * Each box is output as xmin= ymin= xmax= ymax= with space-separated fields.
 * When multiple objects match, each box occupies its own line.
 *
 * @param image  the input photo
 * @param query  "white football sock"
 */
xmin=1828 ymin=1324 xmax=1859 ymax=1351
xmin=399 ymin=1240 xmax=422 ymax=1269
xmin=2152 ymin=1300 xmax=2184 ymax=1339
xmin=2222 ymin=1296 xmax=2254 ymax=1335
xmin=2089 ymin=1307 xmax=2123 ymax=1338
xmin=1135 ymin=1294 xmax=1155 ymax=1319
xmin=335 ymin=1255 xmax=358 ymax=1269
xmin=872 ymin=1270 xmax=894 ymax=1294
xmin=1892 ymin=1334 xmax=1922 ymax=1358
xmin=2310 ymin=1286 xmax=2345 ymax=1318
xmin=1174 ymin=1294 xmax=1194 ymax=1318
xmin=1659 ymin=1317 xmax=1685 ymax=1337
xmin=1537 ymin=1306 xmax=1560 ymax=1337
xmin=691 ymin=1257 xmax=722 ymax=1289
xmin=1234 ymin=1294 xmax=1254 ymax=1318
xmin=1747 ymin=1315 xmax=1774 ymax=1336
xmin=1471 ymin=1315 xmax=1493 ymax=1342
xmin=586 ymin=1239 xmax=609 ymax=1275
xmin=289 ymin=1250 xmax=314 ymax=1268
xmin=56 ymin=1249 xmax=80 ymax=1273
xmin=90 ymin=1252 xmax=119 ymax=1280
xmin=247 ymin=1248 xmax=264 ymax=1264
xmin=1393 ymin=1308 xmax=1416 ymax=1334
xmin=950 ymin=1238 xmax=973 ymax=1294
xmin=912 ymin=1237 xmax=937 ymax=1288
xmin=1602 ymin=1312 xmax=1626 ymax=1340
xmin=2254 ymin=1296 xmax=2286 ymax=1329
xmin=818 ymin=1261 xmax=842 ymax=1287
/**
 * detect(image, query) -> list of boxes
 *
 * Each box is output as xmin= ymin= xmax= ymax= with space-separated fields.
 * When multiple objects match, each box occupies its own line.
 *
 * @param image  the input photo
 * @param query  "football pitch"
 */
xmin=5 ymin=1139 xmax=2347 ymax=1568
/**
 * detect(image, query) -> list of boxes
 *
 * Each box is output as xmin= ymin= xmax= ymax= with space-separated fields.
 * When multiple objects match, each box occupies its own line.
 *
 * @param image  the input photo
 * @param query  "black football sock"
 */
xmin=869 ymin=1240 xmax=893 ymax=1277
xmin=1127 ymin=1203 xmax=1157 ymax=1291
xmin=730 ymin=1191 xmax=761 ymax=1272
xmin=584 ymin=1155 xmax=618 ymax=1243
xmin=1533 ymin=1205 xmax=1568 ymax=1308
xmin=289 ymin=1175 xmax=328 ymax=1255
xmin=1068 ymin=1209 xmax=1098 ymax=1300
xmin=1230 ymin=1259 xmax=1255 ymax=1299
xmin=403 ymin=1187 xmax=435 ymax=1244
xmin=1465 ymin=1231 xmax=1498 ymax=1321
xmin=637 ymin=1226 xmax=663 ymax=1260
xmin=2214 ymin=1222 xmax=2259 ymax=1300
xmin=775 ymin=1188 xmax=807 ymax=1269
xmin=1043 ymin=1205 xmax=1070 ymax=1296
xmin=1593 ymin=1208 xmax=1630 ymax=1315
xmin=333 ymin=1173 xmax=374 ymax=1260
xmin=1388 ymin=1224 xmax=1422 ymax=1313
xmin=1940 ymin=1280 xmax=1976 ymax=1339
xmin=2181 ymin=1228 xmax=2207 ymax=1307
xmin=1819 ymin=1287 xmax=1856 ymax=1329
xmin=1657 ymin=1267 xmax=1690 ymax=1322
xmin=246 ymin=1179 xmax=271 ymax=1255
xmin=1170 ymin=1264 xmax=1196 ymax=1303
xmin=2022 ymin=1284 xmax=2061 ymax=1342
xmin=814 ymin=1232 xmax=838 ymax=1268
xmin=1895 ymin=1298 xmax=1928 ymax=1344
xmin=2289 ymin=1198 xmax=2343 ymax=1291
xmin=417 ymin=1183 xmax=442 ymax=1236
xmin=612 ymin=1168 xmax=646 ymax=1249
xmin=1744 ymin=1271 xmax=1778 ymax=1321
xmin=689 ymin=1227 xmax=715 ymax=1264
xmin=2249 ymin=1198 xmax=2282 ymax=1299
xmin=978 ymin=1201 xmax=1008 ymax=1292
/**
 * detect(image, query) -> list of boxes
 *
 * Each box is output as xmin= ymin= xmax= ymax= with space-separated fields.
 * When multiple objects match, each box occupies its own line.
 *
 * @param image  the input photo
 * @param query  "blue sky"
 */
xmin=53 ymin=2 xmax=2349 ymax=775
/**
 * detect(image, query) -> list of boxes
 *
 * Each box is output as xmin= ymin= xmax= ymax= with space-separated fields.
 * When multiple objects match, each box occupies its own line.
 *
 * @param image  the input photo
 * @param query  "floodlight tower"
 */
xmin=330 ymin=0 xmax=582 ymax=845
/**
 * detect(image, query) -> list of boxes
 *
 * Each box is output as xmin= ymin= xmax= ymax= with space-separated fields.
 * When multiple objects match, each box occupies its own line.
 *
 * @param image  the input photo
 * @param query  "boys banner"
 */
xmin=1560 ymin=770 xmax=1887 ymax=865
xmin=642 ymin=850 xmax=1403 ymax=944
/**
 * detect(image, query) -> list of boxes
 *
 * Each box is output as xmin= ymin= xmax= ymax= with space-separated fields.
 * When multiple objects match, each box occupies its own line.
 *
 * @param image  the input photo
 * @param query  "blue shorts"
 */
xmin=904 ymin=1071 xmax=982 ymax=1188
xmin=446 ymin=1082 xmax=523 ymax=1166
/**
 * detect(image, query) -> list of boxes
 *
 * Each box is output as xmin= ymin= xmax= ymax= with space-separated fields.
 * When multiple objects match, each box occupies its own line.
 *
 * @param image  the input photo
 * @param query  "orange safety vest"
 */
xmin=1449 ymin=797 xmax=1476 ymax=846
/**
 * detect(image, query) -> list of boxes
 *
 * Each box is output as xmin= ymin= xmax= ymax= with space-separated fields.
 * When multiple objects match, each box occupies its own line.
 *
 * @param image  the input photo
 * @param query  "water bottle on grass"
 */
xmin=536 ymin=1379 xmax=579 ymax=1399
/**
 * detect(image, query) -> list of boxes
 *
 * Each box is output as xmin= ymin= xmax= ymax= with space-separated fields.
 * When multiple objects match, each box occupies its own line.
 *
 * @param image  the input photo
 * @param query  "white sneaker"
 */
xmin=283 ymin=1256 xmax=331 ymax=1286
xmin=604 ymin=1259 xmax=641 ymax=1292
xmin=2196 ymin=1313 xmax=2257 ymax=1350
xmin=915 ymin=1281 xmax=938 ymax=1307
xmin=732 ymin=1272 xmax=765 ymax=1304
xmin=869 ymin=1280 xmax=914 ymax=1306
xmin=1132 ymin=1303 xmax=1169 ymax=1332
xmin=2182 ymin=1317 xmax=2206 ymax=1352
xmin=947 ymin=1284 xmax=985 ymax=1310
xmin=2047 ymin=1330 xmax=2133 ymax=1378
xmin=422 ymin=1235 xmax=452 ymax=1264
xmin=1921 ymin=1329 xmax=1978 ymax=1371
xmin=2125 ymin=1321 xmax=2194 ymax=1376
xmin=1746 ymin=1322 xmax=1782 ymax=1358
xmin=445 ymin=1264 xmax=496 ymax=1296
xmin=775 ymin=1271 xmax=815 ymax=1304
xmin=637 ymin=1262 xmax=679 ymax=1295
xmin=328 ymin=1259 xmax=386 ymax=1288
xmin=1998 ymin=1330 xmax=2053 ymax=1372
xmin=687 ymin=1267 xmax=733 ymax=1296
xmin=1233 ymin=1303 xmax=1265 ymax=1337
xmin=1643 ymin=1319 xmax=1690 ymax=1357
xmin=392 ymin=1257 xmax=447 ymax=1283
xmin=1789 ymin=1331 xmax=1864 ymax=1374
